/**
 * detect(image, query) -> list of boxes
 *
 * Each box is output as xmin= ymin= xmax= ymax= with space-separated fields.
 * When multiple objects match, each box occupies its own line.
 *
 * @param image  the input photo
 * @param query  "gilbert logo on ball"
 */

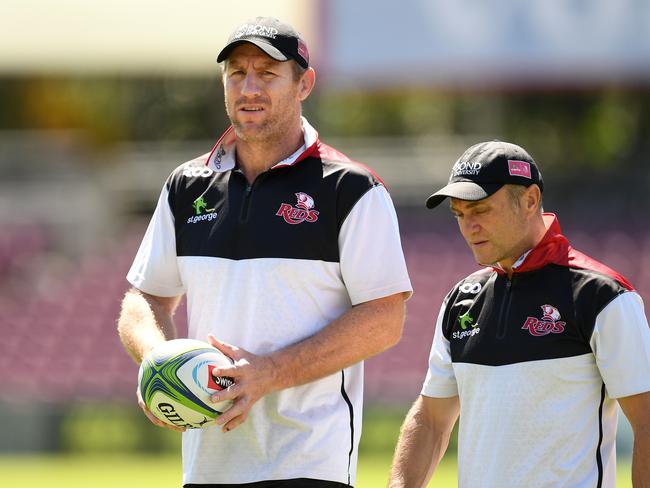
xmin=138 ymin=339 xmax=234 ymax=429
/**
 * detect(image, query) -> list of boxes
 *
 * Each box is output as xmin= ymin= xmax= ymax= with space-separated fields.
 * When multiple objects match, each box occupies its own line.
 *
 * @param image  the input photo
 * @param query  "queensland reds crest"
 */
xmin=276 ymin=192 xmax=320 ymax=225
xmin=295 ymin=192 xmax=314 ymax=210
xmin=521 ymin=304 xmax=566 ymax=337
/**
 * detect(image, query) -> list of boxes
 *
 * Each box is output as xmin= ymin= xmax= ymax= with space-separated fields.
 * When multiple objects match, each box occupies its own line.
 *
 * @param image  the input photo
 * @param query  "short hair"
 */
xmin=289 ymin=60 xmax=307 ymax=81
xmin=505 ymin=184 xmax=543 ymax=213
xmin=220 ymin=58 xmax=307 ymax=82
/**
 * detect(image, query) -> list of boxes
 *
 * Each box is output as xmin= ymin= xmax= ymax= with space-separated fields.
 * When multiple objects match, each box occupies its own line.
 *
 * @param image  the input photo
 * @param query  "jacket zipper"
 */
xmin=241 ymin=184 xmax=254 ymax=222
xmin=240 ymin=173 xmax=267 ymax=222
xmin=496 ymin=276 xmax=514 ymax=339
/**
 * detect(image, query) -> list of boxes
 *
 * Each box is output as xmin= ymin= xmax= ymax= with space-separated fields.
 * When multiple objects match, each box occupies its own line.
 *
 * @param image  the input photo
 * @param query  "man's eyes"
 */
xmin=228 ymin=69 xmax=276 ymax=77
xmin=451 ymin=207 xmax=489 ymax=219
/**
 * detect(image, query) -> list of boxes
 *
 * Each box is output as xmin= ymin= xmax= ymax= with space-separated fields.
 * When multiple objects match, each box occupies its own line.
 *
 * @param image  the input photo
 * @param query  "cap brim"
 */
xmin=217 ymin=38 xmax=288 ymax=63
xmin=425 ymin=182 xmax=504 ymax=209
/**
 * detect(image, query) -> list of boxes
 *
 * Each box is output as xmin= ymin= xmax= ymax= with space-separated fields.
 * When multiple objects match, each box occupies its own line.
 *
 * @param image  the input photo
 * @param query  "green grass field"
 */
xmin=0 ymin=406 xmax=634 ymax=487
xmin=0 ymin=453 xmax=456 ymax=487
xmin=0 ymin=453 xmax=633 ymax=487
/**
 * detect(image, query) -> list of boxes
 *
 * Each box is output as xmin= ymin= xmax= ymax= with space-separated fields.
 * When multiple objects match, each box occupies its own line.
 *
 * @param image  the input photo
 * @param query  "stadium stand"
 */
xmin=3 ymin=214 xmax=647 ymax=407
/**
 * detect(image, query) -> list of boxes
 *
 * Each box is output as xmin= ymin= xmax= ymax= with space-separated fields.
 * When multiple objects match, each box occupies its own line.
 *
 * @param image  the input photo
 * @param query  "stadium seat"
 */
xmin=1 ymin=218 xmax=648 ymax=405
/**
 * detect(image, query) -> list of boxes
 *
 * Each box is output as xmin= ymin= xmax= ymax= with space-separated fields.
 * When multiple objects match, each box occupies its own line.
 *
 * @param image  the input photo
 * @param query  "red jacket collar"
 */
xmin=205 ymin=117 xmax=319 ymax=172
xmin=491 ymin=213 xmax=634 ymax=290
xmin=506 ymin=213 xmax=569 ymax=274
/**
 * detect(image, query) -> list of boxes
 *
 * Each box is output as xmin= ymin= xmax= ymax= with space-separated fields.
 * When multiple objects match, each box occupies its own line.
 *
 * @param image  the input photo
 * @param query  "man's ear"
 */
xmin=524 ymin=185 xmax=542 ymax=214
xmin=298 ymin=67 xmax=316 ymax=102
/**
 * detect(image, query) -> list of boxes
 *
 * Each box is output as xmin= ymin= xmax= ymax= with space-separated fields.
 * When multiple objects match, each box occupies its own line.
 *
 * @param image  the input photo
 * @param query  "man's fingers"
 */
xmin=210 ymin=381 xmax=241 ymax=403
xmin=137 ymin=387 xmax=186 ymax=432
xmin=204 ymin=337 xmax=262 ymax=432
xmin=136 ymin=387 xmax=146 ymax=406
xmin=210 ymin=364 xmax=239 ymax=381
xmin=144 ymin=407 xmax=186 ymax=432
xmin=143 ymin=408 xmax=164 ymax=426
xmin=221 ymin=414 xmax=246 ymax=432
xmin=215 ymin=398 xmax=249 ymax=432
xmin=207 ymin=334 xmax=240 ymax=358
xmin=215 ymin=396 xmax=249 ymax=424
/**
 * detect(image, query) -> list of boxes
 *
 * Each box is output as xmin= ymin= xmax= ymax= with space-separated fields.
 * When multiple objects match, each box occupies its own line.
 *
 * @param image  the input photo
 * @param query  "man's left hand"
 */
xmin=206 ymin=334 xmax=279 ymax=432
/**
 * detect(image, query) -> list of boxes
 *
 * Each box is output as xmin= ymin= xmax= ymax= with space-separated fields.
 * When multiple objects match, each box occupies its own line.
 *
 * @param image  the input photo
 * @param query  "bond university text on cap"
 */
xmin=217 ymin=17 xmax=309 ymax=69
xmin=425 ymin=141 xmax=544 ymax=209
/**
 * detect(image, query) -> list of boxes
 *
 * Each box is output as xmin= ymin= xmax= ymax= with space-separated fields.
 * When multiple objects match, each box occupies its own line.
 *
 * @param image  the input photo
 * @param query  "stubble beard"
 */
xmin=230 ymin=112 xmax=275 ymax=142
xmin=473 ymin=249 xmax=497 ymax=268
xmin=467 ymin=239 xmax=502 ymax=268
xmin=226 ymin=95 xmax=300 ymax=145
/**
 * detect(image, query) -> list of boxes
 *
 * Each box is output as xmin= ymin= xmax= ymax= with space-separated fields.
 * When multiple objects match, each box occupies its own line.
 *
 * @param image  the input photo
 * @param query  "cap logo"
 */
xmin=452 ymin=161 xmax=482 ymax=177
xmin=297 ymin=39 xmax=309 ymax=61
xmin=233 ymin=24 xmax=279 ymax=40
xmin=508 ymin=160 xmax=532 ymax=179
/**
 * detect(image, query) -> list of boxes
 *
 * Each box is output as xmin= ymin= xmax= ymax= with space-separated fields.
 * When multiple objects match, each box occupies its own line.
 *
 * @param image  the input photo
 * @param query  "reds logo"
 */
xmin=521 ymin=304 xmax=566 ymax=337
xmin=540 ymin=304 xmax=561 ymax=322
xmin=276 ymin=192 xmax=319 ymax=225
xmin=295 ymin=192 xmax=314 ymax=210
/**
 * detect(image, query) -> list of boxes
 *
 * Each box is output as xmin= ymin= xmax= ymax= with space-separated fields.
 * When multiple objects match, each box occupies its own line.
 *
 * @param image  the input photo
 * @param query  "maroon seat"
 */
xmin=1 ymin=222 xmax=648 ymax=405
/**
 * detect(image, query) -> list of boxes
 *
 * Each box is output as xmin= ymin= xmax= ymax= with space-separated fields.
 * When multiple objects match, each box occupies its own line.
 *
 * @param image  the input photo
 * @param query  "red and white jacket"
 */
xmin=128 ymin=117 xmax=412 ymax=486
xmin=423 ymin=214 xmax=650 ymax=488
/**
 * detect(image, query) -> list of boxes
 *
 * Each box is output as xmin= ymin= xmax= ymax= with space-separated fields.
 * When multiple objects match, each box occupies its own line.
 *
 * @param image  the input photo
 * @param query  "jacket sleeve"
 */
xmin=127 ymin=183 xmax=185 ymax=297
xmin=338 ymin=185 xmax=412 ymax=305
xmin=590 ymin=291 xmax=650 ymax=398
xmin=421 ymin=297 xmax=458 ymax=398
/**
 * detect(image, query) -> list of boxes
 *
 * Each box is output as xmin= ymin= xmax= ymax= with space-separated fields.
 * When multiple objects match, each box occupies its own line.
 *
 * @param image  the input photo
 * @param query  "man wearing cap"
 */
xmin=117 ymin=16 xmax=412 ymax=488
xmin=388 ymin=141 xmax=650 ymax=487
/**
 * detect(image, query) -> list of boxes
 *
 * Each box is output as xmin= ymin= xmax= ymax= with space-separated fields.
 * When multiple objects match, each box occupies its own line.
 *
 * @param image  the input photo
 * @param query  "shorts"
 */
xmin=184 ymin=479 xmax=350 ymax=488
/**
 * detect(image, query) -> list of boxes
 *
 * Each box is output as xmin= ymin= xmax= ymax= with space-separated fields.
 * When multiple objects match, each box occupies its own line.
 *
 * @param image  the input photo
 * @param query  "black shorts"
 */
xmin=184 ymin=479 xmax=350 ymax=488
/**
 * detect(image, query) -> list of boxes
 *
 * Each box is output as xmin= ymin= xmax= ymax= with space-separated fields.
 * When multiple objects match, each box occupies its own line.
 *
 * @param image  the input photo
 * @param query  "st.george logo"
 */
xmin=521 ymin=304 xmax=566 ymax=336
xmin=276 ymin=192 xmax=319 ymax=225
xmin=452 ymin=311 xmax=480 ymax=340
xmin=187 ymin=196 xmax=218 ymax=224
xmin=192 ymin=196 xmax=214 ymax=215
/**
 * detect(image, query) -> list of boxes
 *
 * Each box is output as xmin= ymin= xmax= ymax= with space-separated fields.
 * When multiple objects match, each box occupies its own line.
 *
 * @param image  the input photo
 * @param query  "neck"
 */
xmin=499 ymin=214 xmax=548 ymax=277
xmin=235 ymin=121 xmax=304 ymax=184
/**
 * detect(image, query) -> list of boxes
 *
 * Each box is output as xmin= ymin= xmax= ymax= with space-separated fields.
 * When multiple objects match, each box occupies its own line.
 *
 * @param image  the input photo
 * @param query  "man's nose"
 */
xmin=241 ymin=73 xmax=262 ymax=97
xmin=461 ymin=216 xmax=480 ymax=236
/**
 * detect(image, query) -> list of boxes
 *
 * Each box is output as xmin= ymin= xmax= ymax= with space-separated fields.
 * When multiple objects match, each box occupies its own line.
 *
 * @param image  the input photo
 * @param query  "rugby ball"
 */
xmin=138 ymin=338 xmax=234 ymax=429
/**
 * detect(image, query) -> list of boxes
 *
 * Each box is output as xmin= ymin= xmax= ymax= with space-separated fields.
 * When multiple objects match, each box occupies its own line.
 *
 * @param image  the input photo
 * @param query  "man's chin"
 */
xmin=472 ymin=253 xmax=496 ymax=267
xmin=232 ymin=123 xmax=271 ymax=142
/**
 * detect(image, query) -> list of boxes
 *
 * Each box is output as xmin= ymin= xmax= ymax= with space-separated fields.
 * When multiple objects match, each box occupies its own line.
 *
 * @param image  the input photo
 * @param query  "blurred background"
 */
xmin=1 ymin=0 xmax=649 ymax=486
